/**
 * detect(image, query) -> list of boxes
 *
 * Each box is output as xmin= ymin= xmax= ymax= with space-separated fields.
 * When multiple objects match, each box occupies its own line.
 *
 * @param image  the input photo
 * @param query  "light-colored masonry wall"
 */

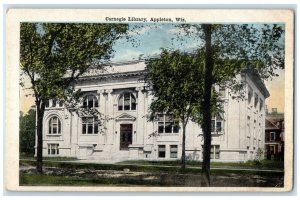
xmin=37 ymin=61 xmax=267 ymax=162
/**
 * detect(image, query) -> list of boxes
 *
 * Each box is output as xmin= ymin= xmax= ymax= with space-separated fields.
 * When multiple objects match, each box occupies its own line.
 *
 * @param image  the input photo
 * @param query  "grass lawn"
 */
xmin=20 ymin=159 xmax=284 ymax=176
xmin=20 ymin=152 xmax=78 ymax=161
xmin=20 ymin=159 xmax=284 ymax=186
xmin=20 ymin=160 xmax=284 ymax=187
xmin=20 ymin=173 xmax=173 ymax=186
xmin=117 ymin=159 xmax=284 ymax=170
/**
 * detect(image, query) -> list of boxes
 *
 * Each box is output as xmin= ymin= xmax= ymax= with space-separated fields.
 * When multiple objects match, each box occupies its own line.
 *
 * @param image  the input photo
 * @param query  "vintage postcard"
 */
xmin=5 ymin=8 xmax=294 ymax=192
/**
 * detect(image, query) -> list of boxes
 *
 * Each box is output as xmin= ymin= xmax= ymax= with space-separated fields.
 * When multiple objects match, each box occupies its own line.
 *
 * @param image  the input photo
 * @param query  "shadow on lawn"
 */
xmin=19 ymin=163 xmax=284 ymax=187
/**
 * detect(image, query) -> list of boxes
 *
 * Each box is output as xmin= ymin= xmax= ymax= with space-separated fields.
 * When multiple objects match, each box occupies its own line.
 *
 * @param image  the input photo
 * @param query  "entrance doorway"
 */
xmin=120 ymin=124 xmax=132 ymax=150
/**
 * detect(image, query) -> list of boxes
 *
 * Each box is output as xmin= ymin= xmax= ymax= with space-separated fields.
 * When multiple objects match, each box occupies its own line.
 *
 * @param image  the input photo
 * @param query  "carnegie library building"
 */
xmin=37 ymin=61 xmax=269 ymax=162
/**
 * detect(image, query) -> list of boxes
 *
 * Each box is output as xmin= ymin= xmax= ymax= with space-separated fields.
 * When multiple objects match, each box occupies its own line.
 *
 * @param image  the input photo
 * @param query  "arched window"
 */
xmin=48 ymin=116 xmax=61 ymax=134
xmin=83 ymin=95 xmax=98 ymax=108
xmin=118 ymin=93 xmax=136 ymax=111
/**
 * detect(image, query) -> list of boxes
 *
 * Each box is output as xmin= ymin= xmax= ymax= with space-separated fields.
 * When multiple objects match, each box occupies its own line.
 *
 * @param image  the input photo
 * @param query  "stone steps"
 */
xmin=85 ymin=150 xmax=130 ymax=161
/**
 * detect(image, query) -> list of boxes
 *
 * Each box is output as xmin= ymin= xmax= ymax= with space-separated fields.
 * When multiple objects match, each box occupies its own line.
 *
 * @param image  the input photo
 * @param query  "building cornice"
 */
xmin=242 ymin=68 xmax=270 ymax=98
xmin=78 ymin=70 xmax=147 ymax=82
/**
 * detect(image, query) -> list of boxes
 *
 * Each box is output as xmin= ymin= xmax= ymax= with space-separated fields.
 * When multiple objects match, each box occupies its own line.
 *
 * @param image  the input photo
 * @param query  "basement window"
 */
xmin=158 ymin=145 xmax=166 ymax=158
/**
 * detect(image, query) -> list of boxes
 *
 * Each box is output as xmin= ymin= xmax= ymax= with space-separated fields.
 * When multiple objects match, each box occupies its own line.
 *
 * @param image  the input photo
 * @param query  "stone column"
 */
xmin=136 ymin=87 xmax=145 ymax=145
xmin=106 ymin=89 xmax=114 ymax=148
xmin=97 ymin=90 xmax=105 ymax=145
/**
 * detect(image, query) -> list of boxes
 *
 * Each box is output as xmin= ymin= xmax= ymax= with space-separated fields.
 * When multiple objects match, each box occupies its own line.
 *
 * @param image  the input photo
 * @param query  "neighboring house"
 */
xmin=36 ymin=61 xmax=269 ymax=162
xmin=265 ymin=108 xmax=284 ymax=160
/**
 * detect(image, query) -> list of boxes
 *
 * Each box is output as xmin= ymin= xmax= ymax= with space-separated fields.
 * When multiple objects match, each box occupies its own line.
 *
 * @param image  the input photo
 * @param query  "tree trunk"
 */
xmin=36 ymin=100 xmax=46 ymax=174
xmin=202 ymin=24 xmax=214 ymax=186
xmin=181 ymin=121 xmax=187 ymax=170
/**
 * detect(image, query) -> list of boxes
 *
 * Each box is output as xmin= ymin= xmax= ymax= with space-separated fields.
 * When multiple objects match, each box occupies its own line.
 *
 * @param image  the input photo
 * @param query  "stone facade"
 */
xmin=36 ymin=61 xmax=269 ymax=162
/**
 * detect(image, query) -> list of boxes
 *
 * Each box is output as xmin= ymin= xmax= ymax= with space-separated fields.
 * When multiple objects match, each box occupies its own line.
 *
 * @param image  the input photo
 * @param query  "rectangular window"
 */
xmin=170 ymin=145 xmax=178 ymax=158
xmin=83 ymin=95 xmax=98 ymax=108
xmin=259 ymin=98 xmax=263 ymax=111
xmin=173 ymin=123 xmax=179 ymax=133
xmin=158 ymin=145 xmax=166 ymax=158
xmin=82 ymin=125 xmax=86 ymax=134
xmin=48 ymin=144 xmax=59 ymax=155
xmin=157 ymin=114 xmax=179 ymax=134
xmin=88 ymin=124 xmax=93 ymax=134
xmin=211 ymin=119 xmax=215 ymax=132
xmin=270 ymin=132 xmax=276 ymax=141
xmin=82 ymin=117 xmax=99 ymax=134
xmin=254 ymin=93 xmax=258 ymax=107
xmin=247 ymin=137 xmax=250 ymax=147
xmin=158 ymin=122 xmax=164 ymax=133
xmin=248 ymin=86 xmax=253 ymax=104
xmin=216 ymin=121 xmax=222 ymax=132
xmin=211 ymin=115 xmax=223 ymax=133
xmin=215 ymin=145 xmax=220 ymax=159
xmin=165 ymin=122 xmax=172 ymax=133
xmin=205 ymin=145 xmax=220 ymax=159
xmin=210 ymin=146 xmax=214 ymax=159
xmin=253 ymin=138 xmax=257 ymax=150
xmin=210 ymin=145 xmax=220 ymax=159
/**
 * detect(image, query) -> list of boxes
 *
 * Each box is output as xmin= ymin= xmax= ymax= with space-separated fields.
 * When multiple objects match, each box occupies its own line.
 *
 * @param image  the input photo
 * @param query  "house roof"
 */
xmin=265 ymin=118 xmax=280 ymax=130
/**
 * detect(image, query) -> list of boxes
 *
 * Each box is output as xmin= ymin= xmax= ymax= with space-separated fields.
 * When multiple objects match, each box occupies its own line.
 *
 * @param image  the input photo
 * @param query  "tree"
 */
xmin=145 ymin=49 xmax=206 ymax=169
xmin=178 ymin=24 xmax=284 ymax=185
xmin=20 ymin=109 xmax=36 ymax=155
xmin=20 ymin=23 xmax=128 ymax=173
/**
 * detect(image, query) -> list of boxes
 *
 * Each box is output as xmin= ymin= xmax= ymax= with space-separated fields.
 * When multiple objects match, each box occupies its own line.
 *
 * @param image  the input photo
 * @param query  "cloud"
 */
xmin=128 ymin=25 xmax=161 ymax=36
xmin=166 ymin=26 xmax=200 ymax=37
xmin=112 ymin=49 xmax=143 ymax=62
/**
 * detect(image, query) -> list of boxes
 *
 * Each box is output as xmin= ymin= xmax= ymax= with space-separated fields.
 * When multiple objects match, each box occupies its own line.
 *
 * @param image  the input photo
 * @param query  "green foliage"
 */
xmin=20 ymin=23 xmax=129 ymax=173
xmin=118 ymin=159 xmax=284 ymax=170
xmin=146 ymin=49 xmax=225 ymax=127
xmin=19 ymin=109 xmax=36 ymax=154
xmin=20 ymin=23 xmax=128 ymax=103
xmin=20 ymin=173 xmax=176 ymax=186
xmin=146 ymin=49 xmax=205 ymax=123
xmin=253 ymin=148 xmax=264 ymax=166
xmin=20 ymin=159 xmax=284 ymax=177
xmin=164 ymin=24 xmax=284 ymax=181
xmin=179 ymin=24 xmax=284 ymax=81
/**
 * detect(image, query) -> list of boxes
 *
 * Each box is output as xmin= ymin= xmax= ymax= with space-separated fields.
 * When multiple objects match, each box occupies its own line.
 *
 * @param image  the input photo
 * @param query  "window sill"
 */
xmin=46 ymin=134 xmax=62 ymax=136
xmin=81 ymin=134 xmax=99 ymax=136
xmin=158 ymin=133 xmax=179 ymax=136
xmin=211 ymin=132 xmax=224 ymax=135
xmin=199 ymin=132 xmax=224 ymax=135
xmin=116 ymin=110 xmax=137 ymax=112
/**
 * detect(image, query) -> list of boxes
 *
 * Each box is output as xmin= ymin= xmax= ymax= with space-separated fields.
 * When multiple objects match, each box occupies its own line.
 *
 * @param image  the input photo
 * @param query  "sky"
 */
xmin=20 ymin=23 xmax=285 ymax=114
